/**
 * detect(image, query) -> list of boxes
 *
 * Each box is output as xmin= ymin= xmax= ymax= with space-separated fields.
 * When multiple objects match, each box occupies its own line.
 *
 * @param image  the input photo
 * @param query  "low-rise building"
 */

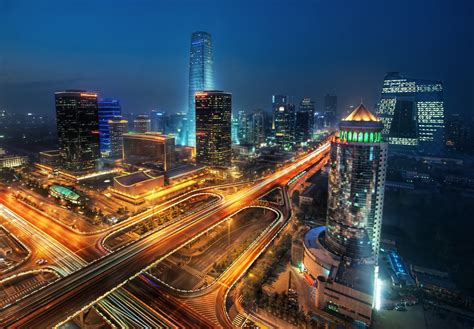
xmin=38 ymin=150 xmax=62 ymax=168
xmin=111 ymin=171 xmax=165 ymax=205
xmin=0 ymin=154 xmax=28 ymax=169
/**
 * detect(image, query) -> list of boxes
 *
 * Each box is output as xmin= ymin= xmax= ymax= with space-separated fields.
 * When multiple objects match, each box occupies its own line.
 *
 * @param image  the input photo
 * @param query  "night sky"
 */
xmin=0 ymin=0 xmax=472 ymax=118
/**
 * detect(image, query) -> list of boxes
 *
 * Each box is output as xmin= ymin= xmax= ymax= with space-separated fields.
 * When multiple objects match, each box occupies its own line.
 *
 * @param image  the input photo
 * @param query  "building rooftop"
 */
xmin=114 ymin=171 xmax=155 ymax=186
xmin=49 ymin=185 xmax=81 ymax=201
xmin=343 ymin=104 xmax=379 ymax=122
xmin=303 ymin=226 xmax=340 ymax=271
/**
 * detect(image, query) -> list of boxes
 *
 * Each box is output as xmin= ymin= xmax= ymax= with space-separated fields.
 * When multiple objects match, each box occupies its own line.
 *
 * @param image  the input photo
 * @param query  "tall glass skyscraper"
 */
xmin=187 ymin=31 xmax=215 ymax=147
xmin=98 ymin=98 xmax=121 ymax=157
xmin=324 ymin=104 xmax=387 ymax=261
xmin=195 ymin=91 xmax=231 ymax=168
xmin=377 ymin=72 xmax=445 ymax=154
xmin=55 ymin=90 xmax=100 ymax=172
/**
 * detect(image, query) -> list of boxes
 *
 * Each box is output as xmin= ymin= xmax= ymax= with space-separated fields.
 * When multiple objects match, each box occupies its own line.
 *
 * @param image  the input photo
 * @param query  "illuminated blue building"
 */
xmin=98 ymin=98 xmax=121 ymax=157
xmin=187 ymin=31 xmax=215 ymax=147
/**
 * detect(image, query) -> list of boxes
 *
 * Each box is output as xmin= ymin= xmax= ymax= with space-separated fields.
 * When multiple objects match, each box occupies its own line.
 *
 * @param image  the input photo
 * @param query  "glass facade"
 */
xmin=377 ymin=72 xmax=444 ymax=154
xmin=98 ymin=98 xmax=121 ymax=157
xmin=108 ymin=117 xmax=128 ymax=159
xmin=55 ymin=91 xmax=100 ymax=172
xmin=272 ymin=95 xmax=295 ymax=150
xmin=295 ymin=97 xmax=315 ymax=143
xmin=325 ymin=104 xmax=387 ymax=261
xmin=195 ymin=91 xmax=232 ymax=168
xmin=187 ymin=32 xmax=215 ymax=147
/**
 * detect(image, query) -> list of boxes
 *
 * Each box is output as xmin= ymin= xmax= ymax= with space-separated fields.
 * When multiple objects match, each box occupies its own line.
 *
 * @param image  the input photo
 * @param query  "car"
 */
xmin=36 ymin=259 xmax=48 ymax=265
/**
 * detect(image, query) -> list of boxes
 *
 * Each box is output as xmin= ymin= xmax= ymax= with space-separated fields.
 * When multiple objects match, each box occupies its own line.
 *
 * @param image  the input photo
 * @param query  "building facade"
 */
xmin=123 ymin=133 xmax=175 ymax=171
xmin=133 ymin=114 xmax=151 ymax=133
xmin=324 ymin=94 xmax=338 ymax=128
xmin=302 ymin=104 xmax=388 ymax=326
xmin=325 ymin=104 xmax=387 ymax=260
xmin=377 ymin=72 xmax=445 ymax=154
xmin=272 ymin=95 xmax=295 ymax=149
xmin=187 ymin=31 xmax=215 ymax=147
xmin=150 ymin=110 xmax=166 ymax=134
xmin=108 ymin=117 xmax=128 ymax=159
xmin=195 ymin=91 xmax=232 ymax=168
xmin=296 ymin=97 xmax=315 ymax=143
xmin=55 ymin=90 xmax=100 ymax=172
xmin=97 ymin=98 xmax=121 ymax=157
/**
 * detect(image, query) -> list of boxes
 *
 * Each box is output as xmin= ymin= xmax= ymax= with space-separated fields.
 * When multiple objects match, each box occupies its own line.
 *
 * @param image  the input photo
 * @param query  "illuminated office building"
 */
xmin=55 ymin=90 xmax=100 ymax=172
xmin=108 ymin=117 xmax=128 ymax=159
xmin=195 ymin=91 xmax=232 ymax=168
xmin=325 ymin=104 xmax=387 ymax=260
xmin=272 ymin=95 xmax=295 ymax=149
xmin=187 ymin=31 xmax=215 ymax=147
xmin=133 ymin=114 xmax=151 ymax=133
xmin=251 ymin=110 xmax=265 ymax=146
xmin=302 ymin=104 xmax=387 ymax=326
xmin=295 ymin=98 xmax=315 ymax=143
xmin=98 ymin=98 xmax=121 ymax=157
xmin=377 ymin=72 xmax=444 ymax=154
xmin=123 ymin=133 xmax=175 ymax=171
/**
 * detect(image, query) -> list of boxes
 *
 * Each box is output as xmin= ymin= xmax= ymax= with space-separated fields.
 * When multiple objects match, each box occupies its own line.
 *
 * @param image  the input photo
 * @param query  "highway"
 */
xmin=0 ymin=140 xmax=330 ymax=328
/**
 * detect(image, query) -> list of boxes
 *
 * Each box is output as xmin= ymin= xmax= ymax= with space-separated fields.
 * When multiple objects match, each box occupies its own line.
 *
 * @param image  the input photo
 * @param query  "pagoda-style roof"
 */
xmin=343 ymin=104 xmax=379 ymax=122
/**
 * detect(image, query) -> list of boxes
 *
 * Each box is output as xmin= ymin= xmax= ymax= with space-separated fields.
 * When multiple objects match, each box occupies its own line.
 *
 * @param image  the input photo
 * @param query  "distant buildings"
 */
xmin=39 ymin=150 xmax=61 ymax=168
xmin=0 ymin=153 xmax=28 ymax=169
xmin=133 ymin=114 xmax=151 ymax=133
xmin=235 ymin=110 xmax=266 ymax=148
xmin=295 ymin=98 xmax=315 ymax=143
xmin=187 ymin=31 xmax=215 ymax=147
xmin=55 ymin=90 xmax=100 ymax=172
xmin=377 ymin=72 xmax=445 ymax=154
xmin=324 ymin=94 xmax=338 ymax=128
xmin=195 ymin=91 xmax=232 ymax=168
xmin=98 ymin=98 xmax=121 ymax=157
xmin=302 ymin=104 xmax=388 ymax=326
xmin=445 ymin=113 xmax=473 ymax=153
xmin=251 ymin=110 xmax=266 ymax=146
xmin=122 ymin=133 xmax=175 ymax=171
xmin=108 ymin=117 xmax=128 ymax=159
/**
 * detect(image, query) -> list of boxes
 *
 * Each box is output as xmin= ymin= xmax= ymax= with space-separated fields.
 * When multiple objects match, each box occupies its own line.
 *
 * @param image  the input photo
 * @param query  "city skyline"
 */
xmin=1 ymin=0 xmax=472 ymax=118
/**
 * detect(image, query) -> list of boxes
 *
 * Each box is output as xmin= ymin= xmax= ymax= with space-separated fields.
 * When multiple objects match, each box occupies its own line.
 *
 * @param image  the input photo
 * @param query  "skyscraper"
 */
xmin=150 ymin=110 xmax=167 ymax=134
xmin=272 ymin=95 xmax=295 ymax=149
xmin=377 ymin=72 xmax=445 ymax=154
xmin=251 ymin=110 xmax=265 ymax=146
xmin=133 ymin=114 xmax=151 ymax=133
xmin=325 ymin=104 xmax=387 ymax=260
xmin=295 ymin=97 xmax=315 ymax=143
xmin=108 ymin=117 xmax=128 ymax=159
xmin=187 ymin=31 xmax=215 ymax=147
xmin=195 ymin=91 xmax=232 ymax=168
xmin=237 ymin=110 xmax=252 ymax=145
xmin=324 ymin=94 xmax=338 ymax=128
xmin=302 ymin=104 xmax=387 ymax=326
xmin=55 ymin=90 xmax=100 ymax=172
xmin=98 ymin=98 xmax=121 ymax=157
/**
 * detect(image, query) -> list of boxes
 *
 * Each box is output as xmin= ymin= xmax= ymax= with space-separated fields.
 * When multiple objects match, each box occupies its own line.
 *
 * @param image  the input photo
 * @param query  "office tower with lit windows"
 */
xmin=187 ymin=31 xmax=215 ymax=147
xmin=324 ymin=94 xmax=338 ymax=128
xmin=237 ymin=110 xmax=252 ymax=145
xmin=55 ymin=90 xmax=100 ymax=172
xmin=302 ymin=104 xmax=387 ymax=326
xmin=133 ymin=114 xmax=151 ymax=133
xmin=325 ymin=104 xmax=387 ymax=260
xmin=98 ymin=98 xmax=121 ymax=157
xmin=377 ymin=72 xmax=445 ymax=154
xmin=295 ymin=97 xmax=314 ymax=143
xmin=195 ymin=91 xmax=232 ymax=168
xmin=108 ymin=117 xmax=128 ymax=159
xmin=272 ymin=95 xmax=295 ymax=149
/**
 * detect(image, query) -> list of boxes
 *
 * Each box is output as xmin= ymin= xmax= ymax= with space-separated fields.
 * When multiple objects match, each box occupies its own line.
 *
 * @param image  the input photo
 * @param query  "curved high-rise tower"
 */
xmin=324 ymin=104 xmax=387 ymax=260
xmin=187 ymin=31 xmax=215 ymax=147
